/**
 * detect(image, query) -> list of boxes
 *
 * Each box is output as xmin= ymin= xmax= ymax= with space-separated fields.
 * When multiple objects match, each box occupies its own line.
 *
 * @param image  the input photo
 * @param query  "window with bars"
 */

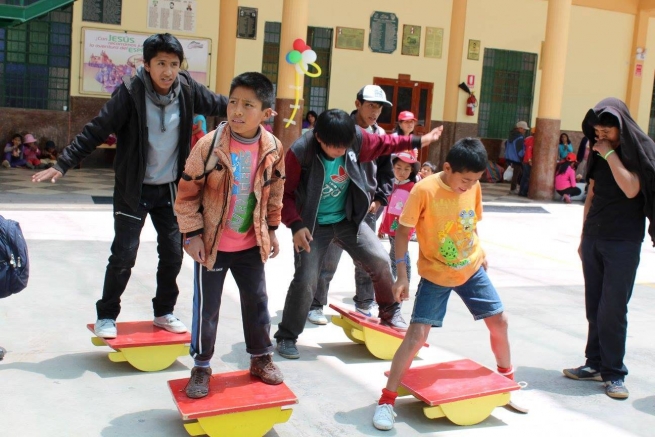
xmin=261 ymin=22 xmax=332 ymax=117
xmin=0 ymin=4 xmax=72 ymax=110
xmin=478 ymin=48 xmax=537 ymax=139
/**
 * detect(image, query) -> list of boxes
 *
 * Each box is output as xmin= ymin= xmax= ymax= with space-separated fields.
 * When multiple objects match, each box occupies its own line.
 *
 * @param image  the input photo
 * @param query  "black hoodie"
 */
xmin=582 ymin=97 xmax=655 ymax=246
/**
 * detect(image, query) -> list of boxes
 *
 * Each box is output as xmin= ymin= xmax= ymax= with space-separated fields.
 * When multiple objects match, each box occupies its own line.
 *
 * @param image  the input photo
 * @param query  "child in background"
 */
xmin=3 ymin=134 xmax=26 ymax=168
xmin=175 ymin=72 xmax=285 ymax=399
xmin=372 ymin=138 xmax=514 ymax=431
xmin=191 ymin=114 xmax=207 ymax=149
xmin=555 ymin=152 xmax=581 ymax=203
xmin=379 ymin=152 xmax=419 ymax=280
xmin=419 ymin=161 xmax=436 ymax=179
xmin=558 ymin=133 xmax=574 ymax=160
xmin=40 ymin=141 xmax=58 ymax=167
xmin=22 ymin=134 xmax=43 ymax=169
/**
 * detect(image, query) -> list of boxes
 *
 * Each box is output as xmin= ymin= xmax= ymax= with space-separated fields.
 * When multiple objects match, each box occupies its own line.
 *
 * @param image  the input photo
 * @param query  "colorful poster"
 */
xmin=401 ymin=25 xmax=421 ymax=56
xmin=147 ymin=0 xmax=196 ymax=33
xmin=80 ymin=28 xmax=211 ymax=96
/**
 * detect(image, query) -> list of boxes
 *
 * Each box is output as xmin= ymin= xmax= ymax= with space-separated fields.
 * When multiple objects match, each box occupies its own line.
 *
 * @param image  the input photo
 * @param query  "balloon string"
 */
xmin=285 ymin=72 xmax=301 ymax=128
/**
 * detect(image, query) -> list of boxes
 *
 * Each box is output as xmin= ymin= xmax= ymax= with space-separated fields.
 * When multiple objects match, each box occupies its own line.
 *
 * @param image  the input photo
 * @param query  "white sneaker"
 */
xmin=307 ymin=308 xmax=328 ymax=325
xmin=373 ymin=403 xmax=397 ymax=431
xmin=153 ymin=314 xmax=188 ymax=333
xmin=94 ymin=319 xmax=117 ymax=338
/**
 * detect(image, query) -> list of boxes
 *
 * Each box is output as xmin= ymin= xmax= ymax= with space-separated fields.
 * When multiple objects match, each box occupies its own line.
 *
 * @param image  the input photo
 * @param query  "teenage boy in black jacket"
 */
xmin=33 ymin=33 xmax=227 ymax=339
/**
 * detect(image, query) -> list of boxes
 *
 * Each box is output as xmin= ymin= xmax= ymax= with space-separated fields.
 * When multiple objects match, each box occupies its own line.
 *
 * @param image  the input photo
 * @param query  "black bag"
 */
xmin=0 ymin=215 xmax=29 ymax=298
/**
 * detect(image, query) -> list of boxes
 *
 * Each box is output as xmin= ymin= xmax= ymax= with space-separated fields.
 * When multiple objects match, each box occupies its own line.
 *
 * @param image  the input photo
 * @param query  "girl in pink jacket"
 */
xmin=555 ymin=152 xmax=582 ymax=203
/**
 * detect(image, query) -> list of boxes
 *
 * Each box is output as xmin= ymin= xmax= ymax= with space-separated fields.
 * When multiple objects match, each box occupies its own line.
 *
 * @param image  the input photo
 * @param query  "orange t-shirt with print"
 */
xmin=398 ymin=172 xmax=484 ymax=287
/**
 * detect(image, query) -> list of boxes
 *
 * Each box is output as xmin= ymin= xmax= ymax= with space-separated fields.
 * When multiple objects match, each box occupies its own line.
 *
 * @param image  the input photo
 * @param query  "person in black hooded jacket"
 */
xmin=32 ymin=34 xmax=227 ymax=339
xmin=563 ymin=98 xmax=654 ymax=400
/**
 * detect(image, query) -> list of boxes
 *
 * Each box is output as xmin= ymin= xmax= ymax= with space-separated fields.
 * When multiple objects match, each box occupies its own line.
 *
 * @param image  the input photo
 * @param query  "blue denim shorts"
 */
xmin=410 ymin=267 xmax=504 ymax=327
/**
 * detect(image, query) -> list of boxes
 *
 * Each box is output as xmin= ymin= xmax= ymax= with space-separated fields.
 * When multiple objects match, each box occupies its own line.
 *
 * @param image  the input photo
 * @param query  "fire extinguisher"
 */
xmin=466 ymin=92 xmax=478 ymax=116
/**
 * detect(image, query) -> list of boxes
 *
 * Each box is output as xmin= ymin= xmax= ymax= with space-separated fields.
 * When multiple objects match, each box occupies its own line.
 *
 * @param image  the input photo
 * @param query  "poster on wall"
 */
xmin=401 ymin=25 xmax=421 ymax=56
xmin=335 ymin=27 xmax=365 ymax=51
xmin=424 ymin=27 xmax=443 ymax=59
xmin=147 ymin=0 xmax=196 ymax=33
xmin=80 ymin=28 xmax=211 ymax=96
xmin=369 ymin=11 xmax=398 ymax=54
xmin=82 ymin=0 xmax=122 ymax=25
xmin=237 ymin=7 xmax=257 ymax=39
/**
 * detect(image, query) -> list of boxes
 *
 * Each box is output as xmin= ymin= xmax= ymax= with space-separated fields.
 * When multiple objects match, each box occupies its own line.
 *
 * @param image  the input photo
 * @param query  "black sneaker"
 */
xmin=562 ymin=365 xmax=602 ymax=381
xmin=605 ymin=380 xmax=629 ymax=399
xmin=380 ymin=310 xmax=408 ymax=331
xmin=185 ymin=366 xmax=212 ymax=399
xmin=0 ymin=346 xmax=6 ymax=361
xmin=276 ymin=339 xmax=300 ymax=359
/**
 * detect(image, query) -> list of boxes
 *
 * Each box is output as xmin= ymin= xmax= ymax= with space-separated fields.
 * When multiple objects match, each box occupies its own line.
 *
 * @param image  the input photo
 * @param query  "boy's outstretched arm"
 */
xmin=393 ymin=225 xmax=412 ymax=303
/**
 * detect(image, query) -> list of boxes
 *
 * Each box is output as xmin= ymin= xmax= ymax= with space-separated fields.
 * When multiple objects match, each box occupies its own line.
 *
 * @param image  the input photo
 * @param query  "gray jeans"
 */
xmin=274 ymin=218 xmax=398 ymax=342
xmin=311 ymin=211 xmax=382 ymax=310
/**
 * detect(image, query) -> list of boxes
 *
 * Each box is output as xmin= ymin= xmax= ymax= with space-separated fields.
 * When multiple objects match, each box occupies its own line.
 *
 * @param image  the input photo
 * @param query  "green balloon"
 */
xmin=288 ymin=50 xmax=302 ymax=64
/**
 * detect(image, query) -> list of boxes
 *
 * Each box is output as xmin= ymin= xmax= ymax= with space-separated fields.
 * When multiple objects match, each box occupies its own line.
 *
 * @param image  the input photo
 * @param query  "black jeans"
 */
xmin=275 ymin=219 xmax=398 ymax=342
xmin=96 ymin=184 xmax=182 ymax=320
xmin=581 ymin=236 xmax=641 ymax=381
xmin=557 ymin=187 xmax=582 ymax=197
xmin=311 ymin=211 xmax=382 ymax=310
xmin=190 ymin=247 xmax=272 ymax=363
xmin=519 ymin=163 xmax=531 ymax=196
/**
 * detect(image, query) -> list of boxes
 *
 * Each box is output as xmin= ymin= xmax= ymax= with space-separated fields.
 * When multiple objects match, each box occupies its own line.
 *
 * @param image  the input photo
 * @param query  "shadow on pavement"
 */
xmin=515 ymin=366 xmax=604 ymax=397
xmin=633 ymin=395 xmax=655 ymax=416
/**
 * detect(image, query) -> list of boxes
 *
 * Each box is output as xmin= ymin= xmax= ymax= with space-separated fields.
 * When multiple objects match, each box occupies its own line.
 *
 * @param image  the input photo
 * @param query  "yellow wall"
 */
xmin=69 ymin=0 xmax=220 ymax=97
xmin=637 ymin=17 xmax=655 ymax=130
xmin=561 ymin=6 xmax=634 ymax=131
xmin=463 ymin=0 xmax=548 ymax=125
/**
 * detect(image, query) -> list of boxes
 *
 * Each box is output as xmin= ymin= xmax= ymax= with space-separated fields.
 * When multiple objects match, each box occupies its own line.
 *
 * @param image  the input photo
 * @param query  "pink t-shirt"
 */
xmin=554 ymin=166 xmax=576 ymax=191
xmin=217 ymin=136 xmax=259 ymax=252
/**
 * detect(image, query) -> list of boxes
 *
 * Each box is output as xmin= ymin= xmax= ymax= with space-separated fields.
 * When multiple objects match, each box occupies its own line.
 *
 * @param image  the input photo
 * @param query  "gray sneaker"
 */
xmin=276 ymin=339 xmax=299 ymax=359
xmin=94 ymin=318 xmax=117 ymax=338
xmin=605 ymin=380 xmax=629 ymax=399
xmin=562 ymin=365 xmax=602 ymax=381
xmin=307 ymin=308 xmax=328 ymax=325
xmin=0 ymin=346 xmax=6 ymax=360
xmin=380 ymin=310 xmax=408 ymax=331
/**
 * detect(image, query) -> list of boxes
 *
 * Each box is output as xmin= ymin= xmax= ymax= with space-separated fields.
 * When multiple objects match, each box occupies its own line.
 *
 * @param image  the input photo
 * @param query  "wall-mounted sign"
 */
xmin=80 ymin=28 xmax=211 ymax=96
xmin=424 ymin=27 xmax=443 ymax=59
xmin=635 ymin=63 xmax=643 ymax=77
xmin=237 ymin=7 xmax=257 ymax=40
xmin=147 ymin=0 xmax=196 ymax=33
xmin=82 ymin=0 xmax=122 ymax=25
xmin=401 ymin=25 xmax=421 ymax=56
xmin=467 ymin=75 xmax=475 ymax=87
xmin=335 ymin=27 xmax=365 ymax=51
xmin=369 ymin=11 xmax=398 ymax=54
xmin=467 ymin=39 xmax=481 ymax=61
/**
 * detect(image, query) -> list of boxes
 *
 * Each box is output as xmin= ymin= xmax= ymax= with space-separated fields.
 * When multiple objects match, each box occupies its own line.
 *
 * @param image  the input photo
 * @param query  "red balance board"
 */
xmin=86 ymin=321 xmax=191 ymax=348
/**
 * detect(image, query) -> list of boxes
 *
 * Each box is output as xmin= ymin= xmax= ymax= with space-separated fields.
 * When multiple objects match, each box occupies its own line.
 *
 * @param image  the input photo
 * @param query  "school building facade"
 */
xmin=1 ymin=0 xmax=655 ymax=198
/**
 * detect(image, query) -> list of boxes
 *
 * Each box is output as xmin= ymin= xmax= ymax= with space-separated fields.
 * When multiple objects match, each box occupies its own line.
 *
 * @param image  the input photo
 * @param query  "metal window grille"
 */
xmin=303 ymin=26 xmax=332 ymax=115
xmin=0 ymin=4 xmax=71 ymax=110
xmin=478 ymin=48 xmax=537 ymax=139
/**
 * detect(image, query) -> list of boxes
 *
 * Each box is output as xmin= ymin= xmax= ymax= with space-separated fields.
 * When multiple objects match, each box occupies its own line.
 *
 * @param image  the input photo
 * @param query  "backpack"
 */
xmin=0 ymin=215 xmax=29 ymax=299
xmin=504 ymin=136 xmax=525 ymax=163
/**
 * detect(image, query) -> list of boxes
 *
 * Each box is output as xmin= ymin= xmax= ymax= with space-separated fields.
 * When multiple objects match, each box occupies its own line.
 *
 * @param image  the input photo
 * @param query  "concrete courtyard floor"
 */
xmin=1 ymin=168 xmax=655 ymax=436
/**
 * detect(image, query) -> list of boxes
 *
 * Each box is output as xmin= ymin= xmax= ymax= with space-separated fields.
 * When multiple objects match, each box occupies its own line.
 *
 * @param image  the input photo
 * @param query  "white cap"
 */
xmin=357 ymin=85 xmax=392 ymax=107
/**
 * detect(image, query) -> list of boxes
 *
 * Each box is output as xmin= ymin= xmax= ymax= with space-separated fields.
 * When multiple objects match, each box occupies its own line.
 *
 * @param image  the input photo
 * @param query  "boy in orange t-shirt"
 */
xmin=372 ymin=137 xmax=514 ymax=431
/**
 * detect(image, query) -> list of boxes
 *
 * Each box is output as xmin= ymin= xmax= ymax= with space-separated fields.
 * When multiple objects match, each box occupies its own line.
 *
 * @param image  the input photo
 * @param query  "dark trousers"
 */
xmin=510 ymin=162 xmax=522 ymax=191
xmin=275 ymin=219 xmax=398 ymax=342
xmin=190 ymin=247 xmax=272 ymax=363
xmin=580 ymin=237 xmax=641 ymax=381
xmin=519 ymin=163 xmax=531 ymax=196
xmin=96 ymin=184 xmax=182 ymax=320
xmin=311 ymin=210 xmax=382 ymax=310
xmin=557 ymin=187 xmax=582 ymax=197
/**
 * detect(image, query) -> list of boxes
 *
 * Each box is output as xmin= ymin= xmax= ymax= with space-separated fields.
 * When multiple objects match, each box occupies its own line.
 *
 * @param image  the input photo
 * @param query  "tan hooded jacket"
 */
xmin=175 ymin=124 xmax=285 ymax=268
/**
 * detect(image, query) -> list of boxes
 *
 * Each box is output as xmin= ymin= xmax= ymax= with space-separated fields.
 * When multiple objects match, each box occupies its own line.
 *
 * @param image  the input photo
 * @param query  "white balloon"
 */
xmin=302 ymin=50 xmax=317 ymax=64
xmin=295 ymin=63 xmax=306 ymax=75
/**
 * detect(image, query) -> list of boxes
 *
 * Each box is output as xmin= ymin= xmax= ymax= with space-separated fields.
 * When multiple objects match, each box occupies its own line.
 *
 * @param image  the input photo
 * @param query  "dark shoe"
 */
xmin=250 ymin=354 xmax=284 ymax=385
xmin=380 ymin=310 xmax=408 ymax=331
xmin=185 ymin=366 xmax=212 ymax=399
xmin=0 ymin=346 xmax=5 ymax=360
xmin=562 ymin=365 xmax=602 ymax=381
xmin=276 ymin=339 xmax=299 ymax=359
xmin=605 ymin=380 xmax=629 ymax=399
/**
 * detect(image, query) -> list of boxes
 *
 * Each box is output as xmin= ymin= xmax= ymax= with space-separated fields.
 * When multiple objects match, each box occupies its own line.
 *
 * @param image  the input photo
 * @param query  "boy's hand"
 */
xmin=481 ymin=256 xmax=488 ymax=271
xmin=392 ymin=277 xmax=410 ymax=303
xmin=420 ymin=126 xmax=444 ymax=148
xmin=32 ymin=167 xmax=63 ymax=184
xmin=368 ymin=200 xmax=382 ymax=214
xmin=184 ymin=236 xmax=205 ymax=263
xmin=293 ymin=227 xmax=313 ymax=253
xmin=269 ymin=229 xmax=280 ymax=258
xmin=592 ymin=139 xmax=612 ymax=157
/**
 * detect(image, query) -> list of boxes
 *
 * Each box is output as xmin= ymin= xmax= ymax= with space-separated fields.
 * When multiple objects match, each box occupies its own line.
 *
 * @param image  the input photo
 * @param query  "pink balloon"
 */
xmin=293 ymin=38 xmax=306 ymax=52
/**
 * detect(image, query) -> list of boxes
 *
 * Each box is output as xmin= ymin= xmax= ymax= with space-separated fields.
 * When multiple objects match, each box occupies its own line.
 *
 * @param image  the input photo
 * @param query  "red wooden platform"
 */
xmin=385 ymin=359 xmax=520 ymax=406
xmin=86 ymin=321 xmax=191 ymax=348
xmin=168 ymin=370 xmax=298 ymax=420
